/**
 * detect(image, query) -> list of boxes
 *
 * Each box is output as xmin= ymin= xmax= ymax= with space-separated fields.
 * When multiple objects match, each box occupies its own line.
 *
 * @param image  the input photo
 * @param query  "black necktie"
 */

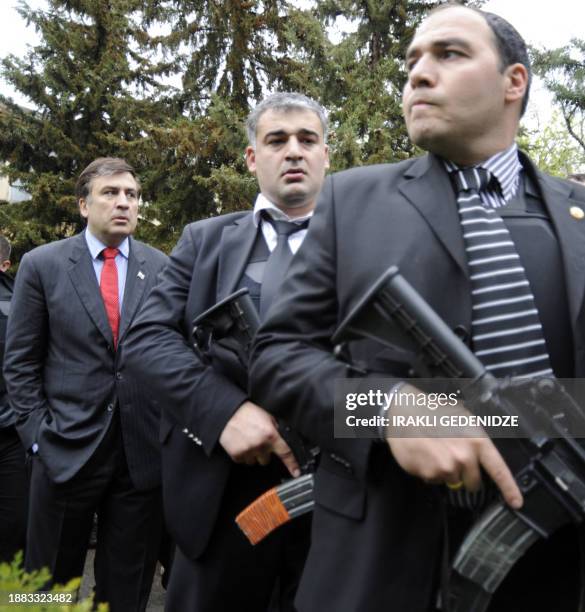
xmin=260 ymin=214 xmax=309 ymax=319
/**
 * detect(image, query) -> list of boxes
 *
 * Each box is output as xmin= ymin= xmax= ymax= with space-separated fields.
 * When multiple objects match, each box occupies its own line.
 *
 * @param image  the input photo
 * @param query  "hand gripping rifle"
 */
xmin=191 ymin=288 xmax=319 ymax=545
xmin=331 ymin=266 xmax=585 ymax=612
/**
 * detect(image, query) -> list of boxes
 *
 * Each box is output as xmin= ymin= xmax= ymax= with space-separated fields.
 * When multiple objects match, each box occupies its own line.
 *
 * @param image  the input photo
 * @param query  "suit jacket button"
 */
xmin=107 ymin=404 xmax=114 ymax=412
xmin=116 ymin=372 xmax=123 ymax=380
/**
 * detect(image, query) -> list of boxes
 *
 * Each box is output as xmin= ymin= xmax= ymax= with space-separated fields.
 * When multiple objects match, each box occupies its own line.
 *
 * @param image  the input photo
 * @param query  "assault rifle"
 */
xmin=191 ymin=288 xmax=319 ymax=545
xmin=331 ymin=266 xmax=585 ymax=612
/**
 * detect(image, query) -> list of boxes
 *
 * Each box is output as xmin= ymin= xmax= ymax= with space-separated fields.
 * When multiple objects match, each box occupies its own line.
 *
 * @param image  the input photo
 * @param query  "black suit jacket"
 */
xmin=0 ymin=270 xmax=14 ymax=426
xmin=3 ymin=232 xmax=168 ymax=489
xmin=249 ymin=153 xmax=585 ymax=612
xmin=124 ymin=211 xmax=268 ymax=559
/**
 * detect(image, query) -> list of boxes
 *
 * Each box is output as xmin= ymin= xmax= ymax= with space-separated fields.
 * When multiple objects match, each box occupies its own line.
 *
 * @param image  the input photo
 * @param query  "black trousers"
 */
xmin=26 ymin=417 xmax=163 ymax=612
xmin=165 ymin=461 xmax=311 ymax=612
xmin=0 ymin=425 xmax=28 ymax=563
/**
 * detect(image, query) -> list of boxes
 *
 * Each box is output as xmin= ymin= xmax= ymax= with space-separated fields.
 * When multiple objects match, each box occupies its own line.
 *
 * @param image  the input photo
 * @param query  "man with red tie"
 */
xmin=4 ymin=158 xmax=168 ymax=611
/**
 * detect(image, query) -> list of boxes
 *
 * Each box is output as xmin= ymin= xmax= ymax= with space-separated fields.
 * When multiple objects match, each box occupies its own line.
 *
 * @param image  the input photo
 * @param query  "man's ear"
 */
xmin=0 ymin=260 xmax=10 ymax=273
xmin=245 ymin=146 xmax=257 ymax=174
xmin=504 ymin=62 xmax=529 ymax=107
xmin=79 ymin=197 xmax=89 ymax=220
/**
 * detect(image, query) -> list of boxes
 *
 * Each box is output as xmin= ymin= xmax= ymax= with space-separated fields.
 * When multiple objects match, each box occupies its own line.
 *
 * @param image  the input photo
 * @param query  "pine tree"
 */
xmin=144 ymin=0 xmax=327 ymax=113
xmin=0 ymin=0 xmax=175 ymax=260
xmin=129 ymin=0 xmax=328 ymax=246
xmin=0 ymin=0 xmax=491 ymax=261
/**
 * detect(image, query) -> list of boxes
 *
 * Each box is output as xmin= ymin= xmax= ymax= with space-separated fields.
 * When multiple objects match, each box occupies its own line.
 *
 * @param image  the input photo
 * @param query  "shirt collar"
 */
xmin=443 ymin=143 xmax=522 ymax=203
xmin=252 ymin=193 xmax=314 ymax=227
xmin=482 ymin=143 xmax=523 ymax=202
xmin=85 ymin=228 xmax=129 ymax=260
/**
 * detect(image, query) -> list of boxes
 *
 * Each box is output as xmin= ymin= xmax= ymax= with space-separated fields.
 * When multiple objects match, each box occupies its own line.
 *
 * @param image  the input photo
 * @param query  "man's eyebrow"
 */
xmin=99 ymin=184 xmax=137 ymax=192
xmin=406 ymin=37 xmax=472 ymax=60
xmin=264 ymin=128 xmax=320 ymax=140
xmin=296 ymin=128 xmax=320 ymax=138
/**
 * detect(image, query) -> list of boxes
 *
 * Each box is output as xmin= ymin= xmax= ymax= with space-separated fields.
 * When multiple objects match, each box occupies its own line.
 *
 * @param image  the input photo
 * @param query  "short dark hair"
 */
xmin=246 ymin=92 xmax=328 ymax=147
xmin=429 ymin=3 xmax=532 ymax=116
xmin=75 ymin=157 xmax=140 ymax=202
xmin=0 ymin=234 xmax=11 ymax=262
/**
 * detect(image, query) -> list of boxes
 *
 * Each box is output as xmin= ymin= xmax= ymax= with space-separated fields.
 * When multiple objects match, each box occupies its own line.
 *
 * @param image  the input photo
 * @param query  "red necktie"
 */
xmin=100 ymin=247 xmax=120 ymax=347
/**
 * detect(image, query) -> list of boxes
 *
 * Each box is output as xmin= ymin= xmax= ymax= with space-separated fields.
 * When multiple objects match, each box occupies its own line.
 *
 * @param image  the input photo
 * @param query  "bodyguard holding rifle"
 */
xmin=124 ymin=92 xmax=329 ymax=611
xmin=250 ymin=5 xmax=585 ymax=611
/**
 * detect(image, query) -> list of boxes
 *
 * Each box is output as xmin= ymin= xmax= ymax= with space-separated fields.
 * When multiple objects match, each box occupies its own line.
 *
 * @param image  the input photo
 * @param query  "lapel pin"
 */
xmin=570 ymin=206 xmax=584 ymax=220
xmin=137 ymin=271 xmax=145 ymax=280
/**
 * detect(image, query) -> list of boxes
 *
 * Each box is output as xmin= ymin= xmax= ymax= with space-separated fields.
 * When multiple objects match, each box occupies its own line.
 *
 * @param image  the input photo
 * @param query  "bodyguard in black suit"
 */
xmin=4 ymin=158 xmax=168 ymax=611
xmin=123 ymin=93 xmax=330 ymax=611
xmin=250 ymin=7 xmax=585 ymax=612
xmin=0 ymin=234 xmax=27 ymax=564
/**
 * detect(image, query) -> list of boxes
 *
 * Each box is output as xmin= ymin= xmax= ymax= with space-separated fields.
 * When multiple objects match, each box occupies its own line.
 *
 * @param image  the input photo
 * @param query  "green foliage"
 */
xmin=1 ymin=0 xmax=490 ymax=262
xmin=0 ymin=0 xmax=178 ymax=261
xmin=317 ymin=0 xmax=418 ymax=167
xmin=518 ymin=112 xmax=585 ymax=177
xmin=0 ymin=552 xmax=107 ymax=611
xmin=130 ymin=95 xmax=257 ymax=253
xmin=532 ymin=40 xmax=585 ymax=155
xmin=132 ymin=0 xmax=330 ymax=251
xmin=144 ymin=0 xmax=328 ymax=113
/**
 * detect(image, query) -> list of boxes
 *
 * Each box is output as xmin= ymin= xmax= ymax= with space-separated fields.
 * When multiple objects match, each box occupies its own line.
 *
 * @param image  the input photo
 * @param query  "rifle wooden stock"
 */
xmin=190 ymin=289 xmax=319 ymax=543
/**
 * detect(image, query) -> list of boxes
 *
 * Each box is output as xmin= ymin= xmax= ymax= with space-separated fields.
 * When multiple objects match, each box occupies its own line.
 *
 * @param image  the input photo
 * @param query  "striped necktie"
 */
xmin=448 ymin=167 xmax=552 ymax=509
xmin=453 ymin=167 xmax=552 ymax=379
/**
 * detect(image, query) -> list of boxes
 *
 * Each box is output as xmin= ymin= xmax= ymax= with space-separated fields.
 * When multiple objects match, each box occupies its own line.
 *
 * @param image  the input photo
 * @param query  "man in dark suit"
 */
xmin=0 ymin=234 xmax=27 ymax=564
xmin=3 ymin=158 xmax=168 ymax=611
xmin=250 ymin=6 xmax=585 ymax=612
xmin=123 ymin=92 xmax=330 ymax=611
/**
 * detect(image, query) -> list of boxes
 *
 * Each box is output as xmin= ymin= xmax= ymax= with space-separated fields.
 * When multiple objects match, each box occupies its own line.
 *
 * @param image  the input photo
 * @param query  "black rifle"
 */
xmin=192 ymin=288 xmax=318 ymax=475
xmin=192 ymin=289 xmax=319 ymax=543
xmin=332 ymin=266 xmax=585 ymax=612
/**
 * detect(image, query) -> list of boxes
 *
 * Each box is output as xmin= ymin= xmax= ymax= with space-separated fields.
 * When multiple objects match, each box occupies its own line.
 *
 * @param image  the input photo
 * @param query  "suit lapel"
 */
xmin=67 ymin=232 xmax=113 ymax=345
xmin=217 ymin=213 xmax=257 ymax=301
xmin=118 ymin=238 xmax=148 ymax=342
xmin=530 ymin=161 xmax=585 ymax=331
xmin=398 ymin=154 xmax=468 ymax=276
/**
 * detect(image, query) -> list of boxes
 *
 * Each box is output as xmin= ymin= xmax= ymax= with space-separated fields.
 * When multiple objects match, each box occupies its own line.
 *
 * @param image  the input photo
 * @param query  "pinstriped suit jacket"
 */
xmin=3 ymin=231 xmax=167 ymax=488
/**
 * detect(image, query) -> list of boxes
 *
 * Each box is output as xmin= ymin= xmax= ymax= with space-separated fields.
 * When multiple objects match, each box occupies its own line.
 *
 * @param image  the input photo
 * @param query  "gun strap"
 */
xmin=447 ymin=502 xmax=541 ymax=612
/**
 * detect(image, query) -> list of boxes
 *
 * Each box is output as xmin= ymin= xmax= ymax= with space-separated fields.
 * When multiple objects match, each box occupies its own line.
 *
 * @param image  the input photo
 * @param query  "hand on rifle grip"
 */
xmin=219 ymin=400 xmax=301 ymax=478
xmin=384 ymin=384 xmax=523 ymax=509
